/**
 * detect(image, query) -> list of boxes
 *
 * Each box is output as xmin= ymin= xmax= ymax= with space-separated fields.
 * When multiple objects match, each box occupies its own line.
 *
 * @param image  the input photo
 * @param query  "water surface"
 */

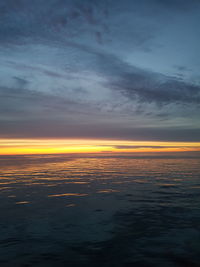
xmin=0 ymin=153 xmax=200 ymax=266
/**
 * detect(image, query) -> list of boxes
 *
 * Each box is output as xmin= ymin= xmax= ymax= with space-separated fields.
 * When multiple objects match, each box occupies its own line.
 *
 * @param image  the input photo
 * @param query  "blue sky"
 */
xmin=0 ymin=0 xmax=200 ymax=141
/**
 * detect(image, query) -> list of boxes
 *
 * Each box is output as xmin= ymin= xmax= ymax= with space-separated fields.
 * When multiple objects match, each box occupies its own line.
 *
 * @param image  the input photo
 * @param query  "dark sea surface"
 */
xmin=0 ymin=153 xmax=200 ymax=267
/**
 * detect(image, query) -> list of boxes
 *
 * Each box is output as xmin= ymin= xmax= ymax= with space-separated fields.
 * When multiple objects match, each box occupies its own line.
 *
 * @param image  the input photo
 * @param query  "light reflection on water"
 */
xmin=0 ymin=153 xmax=200 ymax=266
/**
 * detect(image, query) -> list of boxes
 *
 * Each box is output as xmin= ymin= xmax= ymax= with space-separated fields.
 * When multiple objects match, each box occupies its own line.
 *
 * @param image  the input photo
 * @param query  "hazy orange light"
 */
xmin=0 ymin=138 xmax=200 ymax=155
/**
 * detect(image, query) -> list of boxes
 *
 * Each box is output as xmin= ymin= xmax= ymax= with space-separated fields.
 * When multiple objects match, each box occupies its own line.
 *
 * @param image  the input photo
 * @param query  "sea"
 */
xmin=0 ymin=153 xmax=200 ymax=266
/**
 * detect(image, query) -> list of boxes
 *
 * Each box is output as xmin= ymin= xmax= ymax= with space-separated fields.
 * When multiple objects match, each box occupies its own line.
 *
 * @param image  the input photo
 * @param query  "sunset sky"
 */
xmin=0 ymin=0 xmax=200 ymax=154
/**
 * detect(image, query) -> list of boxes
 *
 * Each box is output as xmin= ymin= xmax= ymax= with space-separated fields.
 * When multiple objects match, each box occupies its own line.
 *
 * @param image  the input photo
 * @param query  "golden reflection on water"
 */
xmin=97 ymin=189 xmax=120 ymax=193
xmin=48 ymin=193 xmax=88 ymax=197
xmin=0 ymin=154 xmax=200 ymax=207
xmin=15 ymin=201 xmax=30 ymax=205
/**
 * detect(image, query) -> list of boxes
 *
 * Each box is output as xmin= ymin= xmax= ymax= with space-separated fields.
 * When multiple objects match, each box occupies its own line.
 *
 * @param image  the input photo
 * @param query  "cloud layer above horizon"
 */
xmin=0 ymin=0 xmax=200 ymax=141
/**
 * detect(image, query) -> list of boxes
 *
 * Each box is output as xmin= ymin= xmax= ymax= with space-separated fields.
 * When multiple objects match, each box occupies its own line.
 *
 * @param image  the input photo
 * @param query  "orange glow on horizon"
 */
xmin=0 ymin=138 xmax=200 ymax=155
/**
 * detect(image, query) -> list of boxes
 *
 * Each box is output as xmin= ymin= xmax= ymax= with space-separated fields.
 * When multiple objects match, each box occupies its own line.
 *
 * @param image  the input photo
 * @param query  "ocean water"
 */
xmin=0 ymin=153 xmax=200 ymax=266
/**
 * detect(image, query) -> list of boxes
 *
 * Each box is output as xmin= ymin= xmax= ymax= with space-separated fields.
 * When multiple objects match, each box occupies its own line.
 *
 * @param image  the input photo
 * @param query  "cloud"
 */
xmin=0 ymin=39 xmax=200 ymax=141
xmin=1 ymin=114 xmax=200 ymax=141
xmin=0 ymin=84 xmax=92 ymax=121
xmin=153 ymin=0 xmax=200 ymax=11
xmin=0 ymin=0 xmax=200 ymax=142
xmin=114 ymin=145 xmax=169 ymax=149
xmin=0 ymin=0 xmax=109 ymax=46
xmin=0 ymin=0 xmax=160 ymax=54
xmin=84 ymin=46 xmax=200 ymax=106
xmin=117 ymin=75 xmax=200 ymax=105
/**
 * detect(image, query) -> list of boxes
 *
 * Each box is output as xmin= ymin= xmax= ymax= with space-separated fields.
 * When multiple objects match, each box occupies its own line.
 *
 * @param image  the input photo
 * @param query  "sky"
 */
xmin=0 ymin=0 xmax=200 ymax=154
